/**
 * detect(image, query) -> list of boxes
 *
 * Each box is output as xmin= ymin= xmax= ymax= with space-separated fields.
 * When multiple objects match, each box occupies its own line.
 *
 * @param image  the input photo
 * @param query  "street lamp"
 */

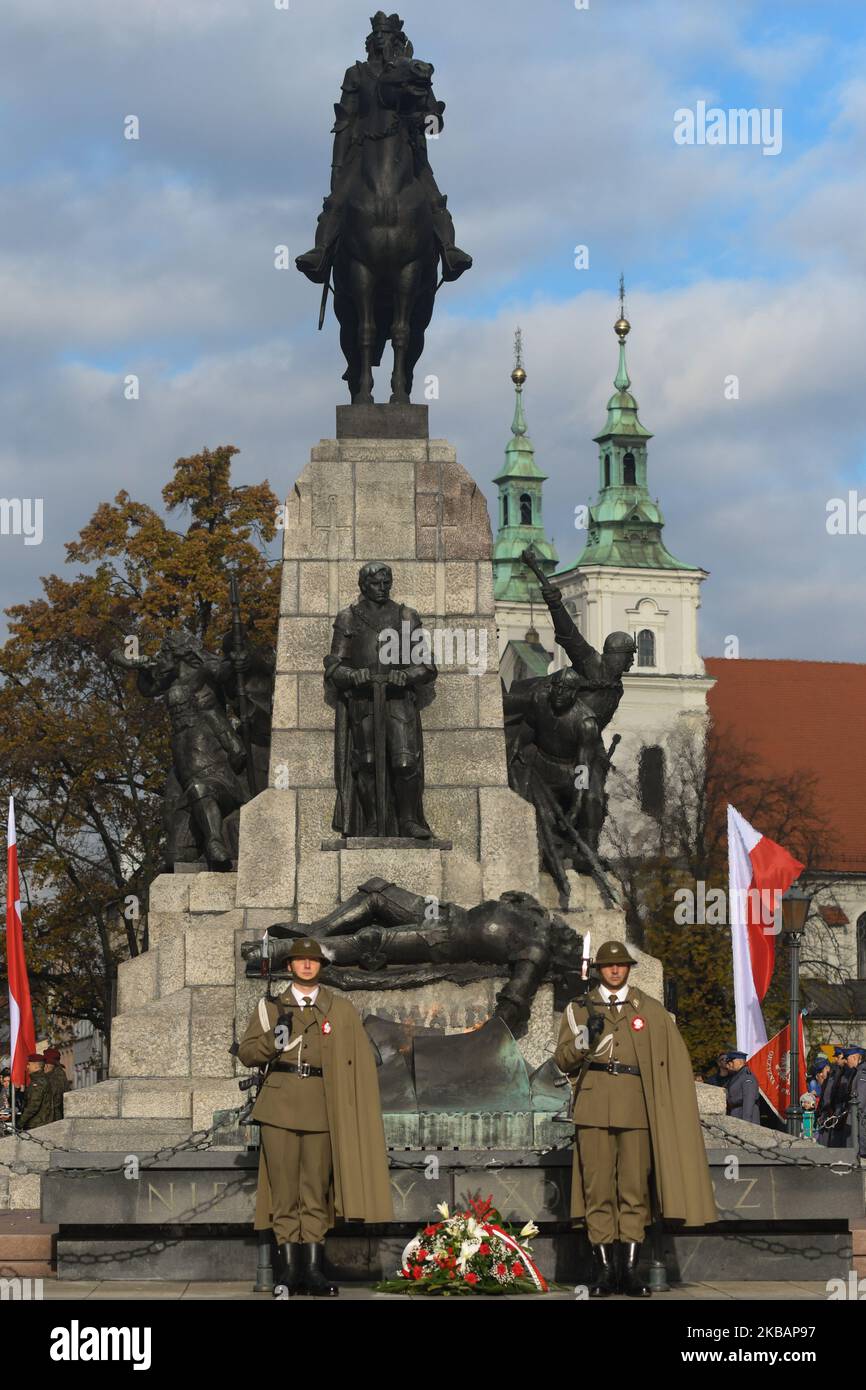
xmin=780 ymin=882 xmax=810 ymax=1137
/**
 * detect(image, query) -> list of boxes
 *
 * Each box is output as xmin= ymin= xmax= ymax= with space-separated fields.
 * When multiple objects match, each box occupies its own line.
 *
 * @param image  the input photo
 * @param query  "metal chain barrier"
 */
xmin=699 ymin=1116 xmax=863 ymax=1174
xmin=0 ymin=1109 xmax=244 ymax=1180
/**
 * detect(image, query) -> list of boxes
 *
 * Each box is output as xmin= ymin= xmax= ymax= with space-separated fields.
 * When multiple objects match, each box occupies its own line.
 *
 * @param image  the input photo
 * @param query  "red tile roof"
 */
xmin=705 ymin=658 xmax=866 ymax=874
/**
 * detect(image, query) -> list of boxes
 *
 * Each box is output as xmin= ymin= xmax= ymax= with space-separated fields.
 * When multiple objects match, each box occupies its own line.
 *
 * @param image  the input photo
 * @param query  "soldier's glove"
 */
xmin=274 ymin=1014 xmax=293 ymax=1049
xmin=587 ymin=1013 xmax=606 ymax=1044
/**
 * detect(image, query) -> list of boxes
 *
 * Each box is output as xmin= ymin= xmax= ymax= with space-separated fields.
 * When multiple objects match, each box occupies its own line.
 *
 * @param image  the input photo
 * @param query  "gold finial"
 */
xmin=615 ymin=273 xmax=630 ymax=342
xmin=511 ymin=325 xmax=526 ymax=388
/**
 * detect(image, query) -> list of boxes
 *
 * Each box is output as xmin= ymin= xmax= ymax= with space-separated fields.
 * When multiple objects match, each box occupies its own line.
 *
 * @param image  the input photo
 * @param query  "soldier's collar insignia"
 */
xmin=631 ymin=1016 xmax=646 ymax=1031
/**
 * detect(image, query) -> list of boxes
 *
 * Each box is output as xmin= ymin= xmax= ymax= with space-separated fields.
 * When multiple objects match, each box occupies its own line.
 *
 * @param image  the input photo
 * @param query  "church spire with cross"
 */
xmin=571 ymin=279 xmax=692 ymax=571
xmin=492 ymin=328 xmax=558 ymax=603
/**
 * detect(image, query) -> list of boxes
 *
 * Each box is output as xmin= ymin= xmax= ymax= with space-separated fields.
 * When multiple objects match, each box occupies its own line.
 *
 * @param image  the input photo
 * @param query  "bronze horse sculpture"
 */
xmin=296 ymin=15 xmax=471 ymax=405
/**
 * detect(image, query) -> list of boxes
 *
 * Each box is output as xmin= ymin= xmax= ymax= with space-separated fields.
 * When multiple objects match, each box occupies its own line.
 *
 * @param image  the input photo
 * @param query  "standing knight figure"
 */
xmin=324 ymin=562 xmax=436 ymax=839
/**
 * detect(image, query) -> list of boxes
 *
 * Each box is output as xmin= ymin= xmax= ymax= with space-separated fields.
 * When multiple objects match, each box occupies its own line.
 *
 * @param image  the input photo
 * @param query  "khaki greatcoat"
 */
xmin=237 ymin=986 xmax=393 ymax=1231
xmin=555 ymin=987 xmax=718 ymax=1228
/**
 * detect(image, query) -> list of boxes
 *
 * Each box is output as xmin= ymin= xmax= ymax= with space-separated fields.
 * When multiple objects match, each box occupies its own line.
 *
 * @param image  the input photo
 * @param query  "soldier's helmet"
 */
xmin=594 ymin=939 xmax=637 ymax=967
xmin=286 ymin=938 xmax=329 ymax=963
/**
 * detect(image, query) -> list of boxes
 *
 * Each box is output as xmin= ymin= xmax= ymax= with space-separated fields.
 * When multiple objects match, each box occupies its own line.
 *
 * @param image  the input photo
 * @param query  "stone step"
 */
xmin=0 ymin=1210 xmax=56 ymax=1276
xmin=109 ymin=986 xmax=235 ymax=1080
xmin=63 ymin=1077 xmax=241 ymax=1131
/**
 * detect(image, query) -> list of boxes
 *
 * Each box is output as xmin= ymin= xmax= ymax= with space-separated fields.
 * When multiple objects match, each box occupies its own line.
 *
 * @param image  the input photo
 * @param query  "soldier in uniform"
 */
xmin=722 ymin=1050 xmax=761 ymax=1124
xmin=19 ymin=1054 xmax=53 ymax=1131
xmin=237 ymin=939 xmax=392 ymax=1297
xmin=555 ymin=940 xmax=717 ymax=1297
xmin=42 ymin=1047 xmax=70 ymax=1122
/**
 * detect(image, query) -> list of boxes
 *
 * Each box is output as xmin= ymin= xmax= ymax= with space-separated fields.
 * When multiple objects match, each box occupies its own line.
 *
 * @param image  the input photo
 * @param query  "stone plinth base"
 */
xmin=42 ymin=1143 xmax=861 ymax=1283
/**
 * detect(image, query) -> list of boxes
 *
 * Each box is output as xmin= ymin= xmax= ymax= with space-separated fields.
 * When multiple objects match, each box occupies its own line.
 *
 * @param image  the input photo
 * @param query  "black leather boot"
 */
xmin=304 ymin=1241 xmax=339 ymax=1297
xmin=589 ymin=1243 xmax=618 ymax=1297
xmin=274 ymin=1242 xmax=304 ymax=1297
xmin=621 ymin=1241 xmax=651 ymax=1297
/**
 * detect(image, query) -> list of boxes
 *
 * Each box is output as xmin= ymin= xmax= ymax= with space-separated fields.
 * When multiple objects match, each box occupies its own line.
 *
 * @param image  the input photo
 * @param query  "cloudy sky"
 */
xmin=1 ymin=0 xmax=864 ymax=659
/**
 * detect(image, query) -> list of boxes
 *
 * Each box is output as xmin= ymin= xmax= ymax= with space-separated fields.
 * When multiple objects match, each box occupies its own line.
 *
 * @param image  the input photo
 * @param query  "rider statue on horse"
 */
xmin=296 ymin=12 xmax=472 ymax=405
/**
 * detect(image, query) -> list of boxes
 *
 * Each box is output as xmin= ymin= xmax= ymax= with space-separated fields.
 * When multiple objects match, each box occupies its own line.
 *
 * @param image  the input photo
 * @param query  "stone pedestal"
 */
xmin=5 ymin=418 xmax=667 ymax=1232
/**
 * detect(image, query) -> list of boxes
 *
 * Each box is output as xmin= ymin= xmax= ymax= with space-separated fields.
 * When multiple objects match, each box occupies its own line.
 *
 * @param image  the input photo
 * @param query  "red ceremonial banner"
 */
xmin=748 ymin=1015 xmax=807 ymax=1121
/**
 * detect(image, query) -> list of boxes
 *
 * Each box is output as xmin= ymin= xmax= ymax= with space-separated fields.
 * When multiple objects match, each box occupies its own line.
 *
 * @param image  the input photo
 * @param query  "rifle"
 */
xmin=230 ymin=929 xmax=274 ymax=1124
xmin=228 ymin=569 xmax=258 ymax=796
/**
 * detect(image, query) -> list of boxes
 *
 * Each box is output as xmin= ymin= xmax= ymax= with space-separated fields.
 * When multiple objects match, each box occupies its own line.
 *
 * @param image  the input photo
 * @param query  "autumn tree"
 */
xmin=0 ymin=446 xmax=279 ymax=1057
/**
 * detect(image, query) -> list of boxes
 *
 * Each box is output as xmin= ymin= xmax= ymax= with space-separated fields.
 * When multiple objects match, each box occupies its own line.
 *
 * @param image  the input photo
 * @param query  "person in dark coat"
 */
xmin=848 ymin=1046 xmax=866 ymax=1158
xmin=19 ymin=1054 xmax=53 ymax=1130
xmin=818 ymin=1050 xmax=850 ymax=1147
xmin=42 ymin=1047 xmax=70 ymax=1121
xmin=722 ymin=1051 xmax=761 ymax=1124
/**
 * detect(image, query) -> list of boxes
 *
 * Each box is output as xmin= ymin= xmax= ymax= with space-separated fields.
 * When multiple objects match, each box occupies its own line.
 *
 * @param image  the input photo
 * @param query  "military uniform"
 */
xmin=555 ymin=978 xmax=651 ymax=1251
xmin=245 ymin=984 xmax=333 ymax=1245
xmin=555 ymin=939 xmax=718 ymax=1298
xmin=237 ymin=937 xmax=392 ymax=1297
xmin=19 ymin=1070 xmax=53 ymax=1130
xmin=43 ymin=1053 xmax=70 ymax=1123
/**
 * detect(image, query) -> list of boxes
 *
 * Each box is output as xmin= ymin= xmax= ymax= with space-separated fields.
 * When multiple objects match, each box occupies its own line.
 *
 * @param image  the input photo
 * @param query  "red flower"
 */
xmin=417 ymin=1249 xmax=428 ymax=1261
xmin=412 ymin=1265 xmax=424 ymax=1280
xmin=448 ymin=1270 xmax=456 ymax=1279
xmin=399 ymin=1268 xmax=410 ymax=1279
xmin=496 ymin=1262 xmax=507 ymax=1277
xmin=423 ymin=1224 xmax=438 ymax=1237
xmin=478 ymin=1243 xmax=491 ymax=1256
xmin=465 ymin=1272 xmax=479 ymax=1285
xmin=511 ymin=1262 xmax=525 ymax=1278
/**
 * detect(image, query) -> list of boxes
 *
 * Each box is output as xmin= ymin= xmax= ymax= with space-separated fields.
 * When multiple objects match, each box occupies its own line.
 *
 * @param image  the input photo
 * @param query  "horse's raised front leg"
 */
xmin=390 ymin=261 xmax=422 ymax=404
xmin=348 ymin=259 xmax=376 ymax=404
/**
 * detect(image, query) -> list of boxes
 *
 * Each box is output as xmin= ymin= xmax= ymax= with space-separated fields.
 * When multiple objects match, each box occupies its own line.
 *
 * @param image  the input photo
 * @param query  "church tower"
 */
xmin=492 ymin=330 xmax=558 ymax=684
xmin=553 ymin=284 xmax=714 ymax=821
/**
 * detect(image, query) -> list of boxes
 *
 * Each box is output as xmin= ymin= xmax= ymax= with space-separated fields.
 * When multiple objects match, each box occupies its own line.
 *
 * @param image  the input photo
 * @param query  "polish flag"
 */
xmin=727 ymin=805 xmax=805 ymax=1057
xmin=6 ymin=798 xmax=36 ymax=1087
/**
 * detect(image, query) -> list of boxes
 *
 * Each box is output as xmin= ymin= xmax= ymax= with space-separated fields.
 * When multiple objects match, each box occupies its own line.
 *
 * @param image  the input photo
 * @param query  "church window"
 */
xmin=502 ymin=494 xmax=509 ymax=526
xmin=604 ymin=454 xmax=611 ymax=487
xmin=637 ymin=628 xmax=655 ymax=667
xmin=520 ymin=493 xmax=533 ymax=525
xmin=639 ymin=745 xmax=665 ymax=818
xmin=623 ymin=452 xmax=636 ymax=485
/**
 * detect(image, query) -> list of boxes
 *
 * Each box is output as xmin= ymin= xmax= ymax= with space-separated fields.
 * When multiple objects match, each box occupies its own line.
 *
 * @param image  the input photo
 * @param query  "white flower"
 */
xmin=436 ymin=1202 xmax=450 ymax=1219
xmin=519 ymin=1220 xmax=539 ymax=1241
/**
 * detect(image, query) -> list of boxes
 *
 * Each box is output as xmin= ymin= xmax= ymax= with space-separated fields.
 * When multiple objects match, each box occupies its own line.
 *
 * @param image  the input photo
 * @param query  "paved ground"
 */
xmin=40 ymin=1278 xmax=832 ymax=1300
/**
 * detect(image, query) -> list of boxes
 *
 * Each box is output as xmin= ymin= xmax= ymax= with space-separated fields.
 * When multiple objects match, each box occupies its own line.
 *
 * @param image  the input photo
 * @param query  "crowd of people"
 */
xmin=697 ymin=1043 xmax=866 ymax=1150
xmin=806 ymin=1045 xmax=866 ymax=1149
xmin=0 ymin=1048 xmax=69 ymax=1132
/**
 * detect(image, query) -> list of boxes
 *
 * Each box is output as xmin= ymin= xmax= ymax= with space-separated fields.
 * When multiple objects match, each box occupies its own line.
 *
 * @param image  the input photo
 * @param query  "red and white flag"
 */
xmin=748 ymin=1015 xmax=807 ymax=1121
xmin=6 ymin=797 xmax=36 ymax=1087
xmin=727 ymin=805 xmax=804 ymax=1057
